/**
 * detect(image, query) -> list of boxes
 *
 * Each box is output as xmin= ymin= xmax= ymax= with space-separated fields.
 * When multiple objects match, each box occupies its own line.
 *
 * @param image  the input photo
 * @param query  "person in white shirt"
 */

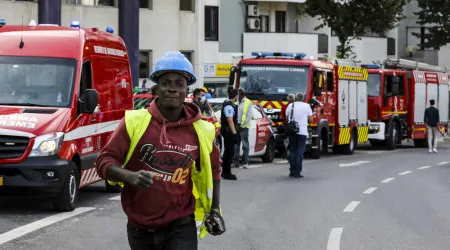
xmin=285 ymin=92 xmax=313 ymax=178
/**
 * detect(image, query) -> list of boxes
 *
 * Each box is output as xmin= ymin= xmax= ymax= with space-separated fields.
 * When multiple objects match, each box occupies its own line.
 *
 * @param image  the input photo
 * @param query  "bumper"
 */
xmin=368 ymin=122 xmax=386 ymax=140
xmin=0 ymin=155 xmax=72 ymax=197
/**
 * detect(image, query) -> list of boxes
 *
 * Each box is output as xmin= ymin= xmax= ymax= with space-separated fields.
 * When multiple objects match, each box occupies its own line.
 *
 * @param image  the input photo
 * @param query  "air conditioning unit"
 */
xmin=247 ymin=18 xmax=261 ymax=30
xmin=248 ymin=5 xmax=259 ymax=17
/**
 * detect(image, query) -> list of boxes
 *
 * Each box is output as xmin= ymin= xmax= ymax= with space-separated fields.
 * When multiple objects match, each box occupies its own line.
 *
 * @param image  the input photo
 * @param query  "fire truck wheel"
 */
xmin=105 ymin=180 xmax=122 ymax=193
xmin=262 ymin=138 xmax=276 ymax=163
xmin=342 ymin=130 xmax=357 ymax=155
xmin=386 ymin=122 xmax=399 ymax=150
xmin=53 ymin=163 xmax=79 ymax=212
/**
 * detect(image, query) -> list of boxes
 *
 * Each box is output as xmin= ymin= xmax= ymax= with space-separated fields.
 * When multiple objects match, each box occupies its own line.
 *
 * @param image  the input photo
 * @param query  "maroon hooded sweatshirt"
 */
xmin=96 ymin=99 xmax=222 ymax=230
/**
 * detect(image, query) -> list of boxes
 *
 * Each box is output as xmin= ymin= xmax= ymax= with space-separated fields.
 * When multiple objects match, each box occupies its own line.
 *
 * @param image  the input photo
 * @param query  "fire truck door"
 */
xmin=357 ymin=80 xmax=368 ymax=124
xmin=414 ymin=83 xmax=426 ymax=123
xmin=338 ymin=80 xmax=349 ymax=126
xmin=349 ymin=81 xmax=358 ymax=121
xmin=438 ymin=83 xmax=449 ymax=123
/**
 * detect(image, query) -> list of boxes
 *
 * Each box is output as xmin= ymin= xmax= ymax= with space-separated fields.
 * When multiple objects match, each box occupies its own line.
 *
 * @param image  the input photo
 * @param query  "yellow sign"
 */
xmin=0 ymin=176 xmax=3 ymax=186
xmin=215 ymin=64 xmax=232 ymax=77
xmin=338 ymin=66 xmax=368 ymax=81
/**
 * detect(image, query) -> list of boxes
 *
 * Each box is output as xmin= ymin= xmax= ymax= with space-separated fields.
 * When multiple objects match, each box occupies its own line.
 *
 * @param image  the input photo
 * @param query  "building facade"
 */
xmin=0 ymin=0 xmax=205 ymax=89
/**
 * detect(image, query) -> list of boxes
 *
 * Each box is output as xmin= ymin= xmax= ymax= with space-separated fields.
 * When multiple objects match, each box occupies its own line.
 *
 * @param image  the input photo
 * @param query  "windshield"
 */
xmin=367 ymin=73 xmax=381 ymax=97
xmin=0 ymin=56 xmax=76 ymax=107
xmin=238 ymin=65 xmax=309 ymax=101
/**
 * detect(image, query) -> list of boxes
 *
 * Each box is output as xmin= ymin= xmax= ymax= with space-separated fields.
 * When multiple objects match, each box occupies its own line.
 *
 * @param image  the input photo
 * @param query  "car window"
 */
xmin=252 ymin=105 xmax=264 ymax=120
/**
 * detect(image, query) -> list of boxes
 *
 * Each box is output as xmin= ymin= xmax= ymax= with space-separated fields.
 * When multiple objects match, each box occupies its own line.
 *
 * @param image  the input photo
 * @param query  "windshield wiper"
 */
xmin=0 ymin=103 xmax=48 ymax=107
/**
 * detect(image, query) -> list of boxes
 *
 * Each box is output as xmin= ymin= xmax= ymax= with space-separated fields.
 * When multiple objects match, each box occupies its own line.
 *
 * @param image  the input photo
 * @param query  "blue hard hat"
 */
xmin=149 ymin=51 xmax=197 ymax=85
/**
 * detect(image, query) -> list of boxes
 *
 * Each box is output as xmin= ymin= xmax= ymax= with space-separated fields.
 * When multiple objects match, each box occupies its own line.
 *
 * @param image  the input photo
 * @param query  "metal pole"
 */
xmin=38 ymin=0 xmax=62 ymax=25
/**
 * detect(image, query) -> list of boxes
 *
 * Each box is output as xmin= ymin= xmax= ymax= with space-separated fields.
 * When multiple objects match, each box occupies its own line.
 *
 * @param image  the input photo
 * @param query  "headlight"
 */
xmin=369 ymin=124 xmax=380 ymax=133
xmin=29 ymin=132 xmax=65 ymax=157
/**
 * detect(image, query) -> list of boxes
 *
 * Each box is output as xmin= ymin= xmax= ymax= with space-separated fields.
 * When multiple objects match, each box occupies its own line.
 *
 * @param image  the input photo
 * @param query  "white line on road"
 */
xmin=275 ymin=160 xmax=289 ymax=164
xmin=437 ymin=162 xmax=448 ymax=165
xmin=343 ymin=201 xmax=360 ymax=212
xmin=363 ymin=187 xmax=378 ymax=194
xmin=418 ymin=165 xmax=432 ymax=170
xmin=338 ymin=161 xmax=370 ymax=167
xmin=109 ymin=195 xmax=121 ymax=201
xmin=247 ymin=164 xmax=263 ymax=169
xmin=0 ymin=207 xmax=96 ymax=245
xmin=398 ymin=171 xmax=412 ymax=175
xmin=381 ymin=177 xmax=395 ymax=183
xmin=327 ymin=227 xmax=343 ymax=250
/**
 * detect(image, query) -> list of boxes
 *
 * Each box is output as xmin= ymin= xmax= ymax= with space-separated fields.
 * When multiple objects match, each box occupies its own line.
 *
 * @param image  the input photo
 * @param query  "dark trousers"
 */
xmin=221 ymin=131 xmax=235 ymax=175
xmin=288 ymin=134 xmax=307 ymax=175
xmin=127 ymin=215 xmax=197 ymax=250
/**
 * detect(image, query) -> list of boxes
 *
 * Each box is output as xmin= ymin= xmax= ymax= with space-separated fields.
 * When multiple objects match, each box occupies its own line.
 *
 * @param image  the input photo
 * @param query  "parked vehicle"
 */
xmin=0 ymin=19 xmax=132 ymax=211
xmin=363 ymin=58 xmax=449 ymax=149
xmin=228 ymin=52 xmax=370 ymax=159
xmin=208 ymin=98 xmax=276 ymax=163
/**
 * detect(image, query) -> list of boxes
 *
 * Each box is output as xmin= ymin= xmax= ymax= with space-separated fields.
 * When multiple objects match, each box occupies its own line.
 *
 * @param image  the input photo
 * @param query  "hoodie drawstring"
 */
xmin=160 ymin=119 xmax=172 ymax=145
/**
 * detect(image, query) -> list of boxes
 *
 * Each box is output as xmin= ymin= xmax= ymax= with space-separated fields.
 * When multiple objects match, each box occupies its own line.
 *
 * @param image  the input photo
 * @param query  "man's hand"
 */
xmin=205 ymin=208 xmax=226 ymax=236
xmin=126 ymin=170 xmax=154 ymax=188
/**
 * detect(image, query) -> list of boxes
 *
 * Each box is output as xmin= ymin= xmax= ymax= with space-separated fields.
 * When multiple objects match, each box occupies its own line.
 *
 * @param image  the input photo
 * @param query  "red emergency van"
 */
xmin=0 ymin=19 xmax=133 ymax=211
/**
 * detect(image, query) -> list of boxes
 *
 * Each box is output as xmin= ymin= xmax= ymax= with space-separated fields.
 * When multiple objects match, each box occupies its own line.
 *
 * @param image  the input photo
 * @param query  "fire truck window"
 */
xmin=367 ymin=74 xmax=381 ymax=97
xmin=77 ymin=61 xmax=93 ymax=115
xmin=327 ymin=72 xmax=333 ymax=92
xmin=385 ymin=75 xmax=404 ymax=96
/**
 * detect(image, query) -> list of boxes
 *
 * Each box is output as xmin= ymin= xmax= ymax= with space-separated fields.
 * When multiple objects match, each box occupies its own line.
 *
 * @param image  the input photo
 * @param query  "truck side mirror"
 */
xmin=229 ymin=66 xmax=236 ymax=87
xmin=80 ymin=89 xmax=99 ymax=114
xmin=392 ymin=76 xmax=400 ymax=96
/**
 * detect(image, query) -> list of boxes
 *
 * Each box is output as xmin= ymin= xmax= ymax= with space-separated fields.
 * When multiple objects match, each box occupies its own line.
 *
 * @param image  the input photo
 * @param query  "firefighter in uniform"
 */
xmin=220 ymin=88 xmax=239 ymax=180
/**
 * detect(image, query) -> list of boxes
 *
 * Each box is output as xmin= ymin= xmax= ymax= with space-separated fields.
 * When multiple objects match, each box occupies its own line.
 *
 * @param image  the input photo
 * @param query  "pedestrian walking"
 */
xmin=96 ymin=51 xmax=226 ymax=250
xmin=233 ymin=88 xmax=253 ymax=169
xmin=285 ymin=92 xmax=313 ymax=178
xmin=424 ymin=99 xmax=440 ymax=153
xmin=221 ymin=88 xmax=239 ymax=180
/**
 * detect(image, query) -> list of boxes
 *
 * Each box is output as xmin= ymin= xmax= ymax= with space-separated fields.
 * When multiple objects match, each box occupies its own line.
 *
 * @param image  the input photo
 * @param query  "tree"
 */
xmin=305 ymin=0 xmax=409 ymax=59
xmin=414 ymin=0 xmax=450 ymax=50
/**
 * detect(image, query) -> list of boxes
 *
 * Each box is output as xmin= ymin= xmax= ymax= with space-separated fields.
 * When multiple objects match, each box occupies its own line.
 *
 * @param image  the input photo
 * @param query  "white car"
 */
xmin=208 ymin=98 xmax=276 ymax=163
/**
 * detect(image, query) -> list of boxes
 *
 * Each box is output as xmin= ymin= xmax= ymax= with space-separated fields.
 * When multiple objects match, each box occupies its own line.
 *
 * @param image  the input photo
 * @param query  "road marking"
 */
xmin=338 ymin=161 xmax=370 ymax=167
xmin=247 ymin=164 xmax=263 ymax=169
xmin=437 ymin=162 xmax=448 ymax=165
xmin=327 ymin=227 xmax=343 ymax=250
xmin=343 ymin=201 xmax=360 ymax=212
xmin=363 ymin=187 xmax=378 ymax=194
xmin=418 ymin=165 xmax=432 ymax=170
xmin=109 ymin=195 xmax=121 ymax=201
xmin=398 ymin=171 xmax=412 ymax=176
xmin=381 ymin=177 xmax=395 ymax=183
xmin=275 ymin=160 xmax=289 ymax=164
xmin=0 ymin=207 xmax=95 ymax=245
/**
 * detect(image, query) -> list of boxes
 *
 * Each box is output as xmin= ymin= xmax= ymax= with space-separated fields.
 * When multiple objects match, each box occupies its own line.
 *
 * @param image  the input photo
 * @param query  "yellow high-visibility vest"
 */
xmin=240 ymin=98 xmax=252 ymax=128
xmin=107 ymin=108 xmax=218 ymax=239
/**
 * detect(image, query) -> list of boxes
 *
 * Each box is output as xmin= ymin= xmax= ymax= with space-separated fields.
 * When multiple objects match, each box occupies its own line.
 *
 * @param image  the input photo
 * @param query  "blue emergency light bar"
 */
xmin=106 ymin=26 xmax=114 ymax=33
xmin=362 ymin=64 xmax=381 ymax=69
xmin=251 ymin=52 xmax=307 ymax=59
xmin=70 ymin=20 xmax=80 ymax=28
xmin=0 ymin=18 xmax=5 ymax=26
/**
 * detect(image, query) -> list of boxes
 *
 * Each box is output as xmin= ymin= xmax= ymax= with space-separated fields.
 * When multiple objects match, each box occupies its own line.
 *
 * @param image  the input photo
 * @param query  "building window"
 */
xmin=205 ymin=6 xmax=219 ymax=41
xmin=180 ymin=51 xmax=194 ymax=67
xmin=260 ymin=15 xmax=269 ymax=32
xmin=275 ymin=11 xmax=286 ymax=33
xmin=318 ymin=34 xmax=328 ymax=54
xmin=180 ymin=0 xmax=195 ymax=11
xmin=387 ymin=37 xmax=396 ymax=55
xmin=64 ymin=0 xmax=114 ymax=6
xmin=139 ymin=51 xmax=152 ymax=79
xmin=140 ymin=0 xmax=153 ymax=9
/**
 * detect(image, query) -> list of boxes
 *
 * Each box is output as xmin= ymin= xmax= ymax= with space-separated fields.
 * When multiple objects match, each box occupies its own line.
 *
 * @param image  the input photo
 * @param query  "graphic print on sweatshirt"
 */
xmin=137 ymin=143 xmax=198 ymax=184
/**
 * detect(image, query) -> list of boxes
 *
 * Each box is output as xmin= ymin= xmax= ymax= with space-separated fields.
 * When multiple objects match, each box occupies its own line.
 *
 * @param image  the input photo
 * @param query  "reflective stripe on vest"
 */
xmin=107 ymin=108 xmax=217 ymax=239
xmin=240 ymin=98 xmax=252 ymax=128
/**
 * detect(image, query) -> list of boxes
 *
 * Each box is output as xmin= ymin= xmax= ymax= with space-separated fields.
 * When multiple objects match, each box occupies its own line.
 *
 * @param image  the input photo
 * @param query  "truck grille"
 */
xmin=0 ymin=135 xmax=30 ymax=159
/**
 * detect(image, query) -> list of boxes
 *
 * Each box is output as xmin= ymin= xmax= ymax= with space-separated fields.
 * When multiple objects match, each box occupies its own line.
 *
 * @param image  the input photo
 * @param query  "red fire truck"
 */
xmin=363 ymin=58 xmax=449 ymax=149
xmin=0 ymin=19 xmax=132 ymax=211
xmin=229 ymin=52 xmax=370 ymax=159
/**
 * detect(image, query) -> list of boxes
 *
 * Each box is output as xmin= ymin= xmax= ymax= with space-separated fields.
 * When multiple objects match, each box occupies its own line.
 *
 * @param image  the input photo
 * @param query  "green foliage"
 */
xmin=305 ymin=0 xmax=409 ymax=59
xmin=414 ymin=0 xmax=450 ymax=49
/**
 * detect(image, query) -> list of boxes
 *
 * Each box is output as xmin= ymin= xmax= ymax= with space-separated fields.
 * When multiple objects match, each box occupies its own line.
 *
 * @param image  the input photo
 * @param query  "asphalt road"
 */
xmin=1 ymin=141 xmax=450 ymax=250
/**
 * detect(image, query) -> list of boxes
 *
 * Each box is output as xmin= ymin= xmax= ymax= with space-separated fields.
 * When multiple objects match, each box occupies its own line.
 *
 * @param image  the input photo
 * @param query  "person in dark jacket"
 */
xmin=220 ymin=89 xmax=239 ymax=180
xmin=424 ymin=99 xmax=440 ymax=153
xmin=192 ymin=88 xmax=210 ymax=116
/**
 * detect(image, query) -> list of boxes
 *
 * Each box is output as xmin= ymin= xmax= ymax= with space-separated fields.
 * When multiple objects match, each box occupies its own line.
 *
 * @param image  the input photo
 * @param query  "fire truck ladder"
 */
xmin=383 ymin=58 xmax=447 ymax=73
xmin=326 ymin=58 xmax=362 ymax=68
